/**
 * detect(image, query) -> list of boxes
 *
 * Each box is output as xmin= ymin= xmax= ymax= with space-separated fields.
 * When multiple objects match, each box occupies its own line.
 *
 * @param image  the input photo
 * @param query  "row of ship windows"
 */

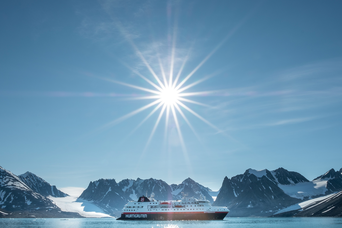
xmin=150 ymin=205 xmax=204 ymax=208
xmin=132 ymin=202 xmax=206 ymax=205
xmin=178 ymin=201 xmax=207 ymax=204
xmin=124 ymin=208 xmax=205 ymax=212
xmin=125 ymin=206 xmax=204 ymax=209
xmin=133 ymin=203 xmax=158 ymax=205
xmin=148 ymin=208 xmax=204 ymax=211
xmin=125 ymin=206 xmax=144 ymax=209
xmin=127 ymin=205 xmax=204 ymax=209
xmin=181 ymin=202 xmax=202 ymax=204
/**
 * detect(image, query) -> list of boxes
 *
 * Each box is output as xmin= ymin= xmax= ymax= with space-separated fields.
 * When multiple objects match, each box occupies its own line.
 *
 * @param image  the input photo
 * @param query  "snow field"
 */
xmin=48 ymin=187 xmax=111 ymax=218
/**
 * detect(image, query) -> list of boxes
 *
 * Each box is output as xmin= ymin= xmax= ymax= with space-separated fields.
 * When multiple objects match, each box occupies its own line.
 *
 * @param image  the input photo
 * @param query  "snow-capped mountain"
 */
xmin=78 ymin=177 xmax=214 ymax=216
xmin=274 ymin=190 xmax=342 ymax=217
xmin=213 ymin=168 xmax=301 ymax=216
xmin=83 ymin=170 xmax=342 ymax=217
xmin=214 ymin=167 xmax=342 ymax=216
xmin=117 ymin=177 xmax=212 ymax=202
xmin=0 ymin=166 xmax=58 ymax=212
xmin=119 ymin=178 xmax=172 ymax=201
xmin=271 ymin=167 xmax=309 ymax=185
xmin=276 ymin=168 xmax=342 ymax=199
xmin=3 ymin=164 xmax=341 ymax=218
xmin=78 ymin=179 xmax=128 ymax=216
xmin=19 ymin=172 xmax=67 ymax=197
xmin=313 ymin=168 xmax=342 ymax=194
xmin=79 ymin=178 xmax=173 ymax=216
xmin=171 ymin=178 xmax=214 ymax=203
xmin=0 ymin=166 xmax=83 ymax=218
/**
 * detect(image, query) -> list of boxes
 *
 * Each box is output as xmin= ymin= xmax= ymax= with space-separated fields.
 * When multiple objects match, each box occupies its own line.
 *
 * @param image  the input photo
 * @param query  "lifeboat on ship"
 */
xmin=174 ymin=204 xmax=184 ymax=208
xmin=160 ymin=202 xmax=171 ymax=205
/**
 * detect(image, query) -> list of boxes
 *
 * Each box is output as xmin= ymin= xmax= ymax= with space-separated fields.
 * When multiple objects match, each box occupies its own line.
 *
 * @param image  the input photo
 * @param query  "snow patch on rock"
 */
xmin=247 ymin=169 xmax=267 ymax=178
xmin=274 ymin=193 xmax=335 ymax=215
xmin=278 ymin=180 xmax=328 ymax=199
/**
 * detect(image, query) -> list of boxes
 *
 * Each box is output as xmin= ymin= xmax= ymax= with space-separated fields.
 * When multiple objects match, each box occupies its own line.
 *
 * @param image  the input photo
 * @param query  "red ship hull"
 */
xmin=117 ymin=211 xmax=228 ymax=220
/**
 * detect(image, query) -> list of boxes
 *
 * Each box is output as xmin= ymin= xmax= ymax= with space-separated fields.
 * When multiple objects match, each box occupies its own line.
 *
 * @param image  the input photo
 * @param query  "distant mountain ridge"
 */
xmin=313 ymin=168 xmax=342 ymax=194
xmin=118 ymin=178 xmax=173 ymax=202
xmin=78 ymin=177 xmax=214 ymax=216
xmin=271 ymin=167 xmax=309 ymax=185
xmin=79 ymin=178 xmax=127 ymax=216
xmin=214 ymin=167 xmax=342 ymax=217
xmin=0 ymin=166 xmax=81 ymax=218
xmin=1 ymin=164 xmax=342 ymax=218
xmin=171 ymin=178 xmax=214 ymax=203
xmin=213 ymin=168 xmax=302 ymax=216
xmin=0 ymin=166 xmax=56 ymax=212
xmin=78 ymin=167 xmax=342 ymax=217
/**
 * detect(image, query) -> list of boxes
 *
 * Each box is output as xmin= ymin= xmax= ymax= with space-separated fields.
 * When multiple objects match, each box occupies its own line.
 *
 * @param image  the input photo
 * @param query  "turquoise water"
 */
xmin=1 ymin=218 xmax=342 ymax=228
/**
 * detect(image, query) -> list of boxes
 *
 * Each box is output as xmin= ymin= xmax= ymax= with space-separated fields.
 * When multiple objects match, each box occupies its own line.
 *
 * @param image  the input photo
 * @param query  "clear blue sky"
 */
xmin=1 ymin=0 xmax=342 ymax=190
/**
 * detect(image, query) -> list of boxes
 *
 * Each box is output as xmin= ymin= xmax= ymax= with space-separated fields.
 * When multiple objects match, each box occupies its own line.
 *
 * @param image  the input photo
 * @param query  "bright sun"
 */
xmin=159 ymin=86 xmax=180 ymax=106
xmin=101 ymin=26 xmax=226 ymax=152
xmin=103 ymin=64 xmax=222 ymax=152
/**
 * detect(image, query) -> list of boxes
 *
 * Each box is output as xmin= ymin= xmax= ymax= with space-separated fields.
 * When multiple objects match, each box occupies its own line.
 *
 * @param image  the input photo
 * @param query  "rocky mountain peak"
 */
xmin=181 ymin=177 xmax=211 ymax=191
xmin=0 ymin=167 xmax=59 ymax=212
xmin=241 ymin=169 xmax=276 ymax=184
xmin=93 ymin=179 xmax=119 ymax=189
xmin=182 ymin=177 xmax=196 ymax=185
xmin=20 ymin=171 xmax=47 ymax=184
xmin=323 ymin=169 xmax=336 ymax=178
xmin=223 ymin=176 xmax=229 ymax=182
xmin=246 ymin=168 xmax=267 ymax=176
xmin=18 ymin=171 xmax=67 ymax=197
xmin=20 ymin=171 xmax=38 ymax=177
xmin=215 ymin=168 xmax=304 ymax=216
xmin=171 ymin=178 xmax=213 ymax=203
xmin=272 ymin=167 xmax=308 ymax=185
xmin=79 ymin=178 xmax=127 ymax=216
xmin=314 ymin=168 xmax=339 ymax=181
xmin=117 ymin=178 xmax=173 ymax=201
xmin=0 ymin=167 xmax=31 ymax=191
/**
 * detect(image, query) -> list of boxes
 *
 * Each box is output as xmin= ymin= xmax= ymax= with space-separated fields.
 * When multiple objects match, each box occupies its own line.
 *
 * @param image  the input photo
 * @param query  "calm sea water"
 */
xmin=1 ymin=218 xmax=342 ymax=228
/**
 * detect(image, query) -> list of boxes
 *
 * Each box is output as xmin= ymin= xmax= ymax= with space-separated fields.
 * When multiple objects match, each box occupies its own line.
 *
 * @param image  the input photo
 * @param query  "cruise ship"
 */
xmin=117 ymin=195 xmax=229 ymax=220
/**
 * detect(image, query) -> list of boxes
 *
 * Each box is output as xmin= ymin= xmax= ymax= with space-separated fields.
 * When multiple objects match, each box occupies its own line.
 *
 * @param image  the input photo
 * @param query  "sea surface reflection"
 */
xmin=1 ymin=217 xmax=342 ymax=228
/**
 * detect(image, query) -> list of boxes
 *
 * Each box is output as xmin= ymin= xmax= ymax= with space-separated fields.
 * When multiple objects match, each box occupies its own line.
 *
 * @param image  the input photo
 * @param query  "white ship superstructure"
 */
xmin=117 ymin=196 xmax=229 ymax=220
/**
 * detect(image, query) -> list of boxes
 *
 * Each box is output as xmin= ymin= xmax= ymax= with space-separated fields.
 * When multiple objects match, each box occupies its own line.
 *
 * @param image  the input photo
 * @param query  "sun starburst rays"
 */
xmin=102 ymin=63 xmax=225 ymax=154
xmin=93 ymin=5 xmax=250 ymax=156
xmin=99 ymin=26 xmax=228 ymax=153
